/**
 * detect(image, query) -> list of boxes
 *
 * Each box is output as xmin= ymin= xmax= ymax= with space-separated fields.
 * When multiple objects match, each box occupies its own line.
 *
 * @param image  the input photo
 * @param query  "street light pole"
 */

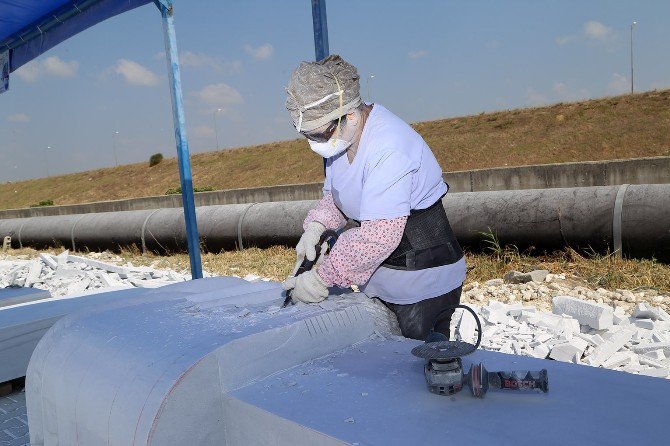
xmin=630 ymin=21 xmax=637 ymax=94
xmin=367 ymin=74 xmax=375 ymax=103
xmin=112 ymin=131 xmax=119 ymax=166
xmin=213 ymin=108 xmax=222 ymax=150
xmin=44 ymin=146 xmax=51 ymax=177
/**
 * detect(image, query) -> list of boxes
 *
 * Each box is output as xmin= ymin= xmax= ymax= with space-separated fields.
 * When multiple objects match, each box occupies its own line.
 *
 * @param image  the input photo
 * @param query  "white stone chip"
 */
xmin=642 ymin=350 xmax=666 ymax=361
xmin=602 ymin=351 xmax=634 ymax=369
xmin=639 ymin=356 xmax=666 ymax=369
xmin=586 ymin=328 xmax=635 ymax=367
xmin=243 ymin=274 xmax=262 ymax=282
xmin=530 ymin=344 xmax=550 ymax=359
xmin=457 ymin=310 xmax=478 ymax=344
xmin=24 ymin=261 xmax=42 ymax=287
xmin=56 ymin=250 xmax=70 ymax=267
xmin=67 ymin=254 xmax=129 ymax=276
xmin=633 ymin=302 xmax=670 ymax=322
xmin=552 ymin=295 xmax=613 ymax=330
xmin=39 ymin=253 xmax=58 ymax=270
xmin=549 ymin=342 xmax=581 ymax=363
xmin=638 ymin=367 xmax=669 ymax=378
xmin=632 ymin=342 xmax=670 ymax=356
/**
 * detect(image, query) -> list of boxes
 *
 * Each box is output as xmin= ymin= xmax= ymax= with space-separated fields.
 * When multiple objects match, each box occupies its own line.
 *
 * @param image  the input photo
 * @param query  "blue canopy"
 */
xmin=0 ymin=0 xmax=205 ymax=280
xmin=0 ymin=0 xmax=151 ymax=71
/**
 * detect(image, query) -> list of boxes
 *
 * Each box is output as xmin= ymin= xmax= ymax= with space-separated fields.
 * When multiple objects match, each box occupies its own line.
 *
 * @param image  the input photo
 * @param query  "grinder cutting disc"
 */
xmin=411 ymin=341 xmax=477 ymax=360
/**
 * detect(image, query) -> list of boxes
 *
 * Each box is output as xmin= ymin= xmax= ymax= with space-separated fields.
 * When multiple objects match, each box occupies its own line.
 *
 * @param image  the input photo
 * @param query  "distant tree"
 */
xmin=149 ymin=153 xmax=164 ymax=167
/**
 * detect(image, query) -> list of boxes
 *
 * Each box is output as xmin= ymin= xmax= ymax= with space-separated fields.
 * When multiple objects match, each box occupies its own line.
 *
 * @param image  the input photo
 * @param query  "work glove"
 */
xmin=282 ymin=269 xmax=329 ymax=304
xmin=292 ymin=221 xmax=328 ymax=275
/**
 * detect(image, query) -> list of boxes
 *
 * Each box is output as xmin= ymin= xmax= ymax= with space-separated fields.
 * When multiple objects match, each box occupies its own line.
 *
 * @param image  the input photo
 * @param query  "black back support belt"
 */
xmin=381 ymin=198 xmax=463 ymax=271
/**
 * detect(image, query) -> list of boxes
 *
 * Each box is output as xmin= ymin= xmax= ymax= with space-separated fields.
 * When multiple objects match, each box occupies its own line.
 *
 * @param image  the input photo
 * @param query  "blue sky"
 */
xmin=1 ymin=0 xmax=669 ymax=181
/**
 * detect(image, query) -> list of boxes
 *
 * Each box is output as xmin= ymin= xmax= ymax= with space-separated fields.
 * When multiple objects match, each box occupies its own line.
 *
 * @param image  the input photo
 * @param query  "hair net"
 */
xmin=285 ymin=55 xmax=362 ymax=133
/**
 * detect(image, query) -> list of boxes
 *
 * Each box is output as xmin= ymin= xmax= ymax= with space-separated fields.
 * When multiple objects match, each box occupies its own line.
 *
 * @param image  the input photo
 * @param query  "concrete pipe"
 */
xmin=0 ymin=184 xmax=668 ymax=261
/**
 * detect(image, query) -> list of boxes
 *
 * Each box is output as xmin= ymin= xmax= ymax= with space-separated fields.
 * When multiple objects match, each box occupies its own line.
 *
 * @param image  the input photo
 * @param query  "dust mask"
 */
xmin=308 ymin=109 xmax=361 ymax=158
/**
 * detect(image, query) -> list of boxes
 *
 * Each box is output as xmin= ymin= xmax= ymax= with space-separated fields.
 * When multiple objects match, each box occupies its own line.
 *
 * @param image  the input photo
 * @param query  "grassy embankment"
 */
xmin=1 ymin=89 xmax=669 ymax=210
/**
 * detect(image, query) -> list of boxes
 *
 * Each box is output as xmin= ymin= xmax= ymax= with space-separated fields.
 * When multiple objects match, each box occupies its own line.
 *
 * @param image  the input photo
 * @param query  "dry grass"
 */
xmin=2 ymin=90 xmax=669 ymax=210
xmin=4 ymin=246 xmax=669 ymax=294
xmin=466 ymin=247 xmax=670 ymax=294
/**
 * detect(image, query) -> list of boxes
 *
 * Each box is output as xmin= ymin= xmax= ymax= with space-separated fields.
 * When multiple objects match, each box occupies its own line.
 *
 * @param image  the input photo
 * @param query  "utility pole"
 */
xmin=44 ymin=146 xmax=51 ymax=177
xmin=214 ymin=108 xmax=222 ymax=150
xmin=112 ymin=131 xmax=119 ymax=166
xmin=630 ymin=21 xmax=637 ymax=94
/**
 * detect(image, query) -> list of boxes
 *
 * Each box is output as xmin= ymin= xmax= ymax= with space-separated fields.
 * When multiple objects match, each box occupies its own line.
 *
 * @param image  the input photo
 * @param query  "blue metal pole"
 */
xmin=311 ymin=0 xmax=329 ymax=62
xmin=311 ymin=0 xmax=330 ymax=172
xmin=155 ymin=1 xmax=203 ymax=280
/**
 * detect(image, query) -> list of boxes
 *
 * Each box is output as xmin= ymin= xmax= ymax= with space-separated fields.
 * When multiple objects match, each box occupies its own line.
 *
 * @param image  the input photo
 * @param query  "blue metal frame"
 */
xmin=155 ymin=0 xmax=203 ymax=279
xmin=311 ymin=0 xmax=329 ymax=62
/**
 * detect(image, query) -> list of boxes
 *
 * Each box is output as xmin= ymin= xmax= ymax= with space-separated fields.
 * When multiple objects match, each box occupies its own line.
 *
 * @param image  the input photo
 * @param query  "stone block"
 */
xmin=633 ymin=302 xmax=670 ymax=322
xmin=638 ymin=367 xmax=669 ymax=378
xmin=552 ymin=295 xmax=613 ymax=330
xmin=67 ymin=254 xmax=129 ymax=276
xmin=39 ymin=253 xmax=58 ymax=270
xmin=530 ymin=344 xmax=550 ymax=359
xmin=632 ymin=342 xmax=670 ymax=356
xmin=549 ymin=342 xmax=581 ymax=363
xmin=587 ymin=328 xmax=635 ymax=367
xmin=642 ymin=350 xmax=666 ymax=361
xmin=457 ymin=310 xmax=478 ymax=344
xmin=24 ymin=261 xmax=42 ymax=287
xmin=633 ymin=319 xmax=654 ymax=330
xmin=503 ymin=269 xmax=549 ymax=284
xmin=602 ymin=351 xmax=634 ymax=369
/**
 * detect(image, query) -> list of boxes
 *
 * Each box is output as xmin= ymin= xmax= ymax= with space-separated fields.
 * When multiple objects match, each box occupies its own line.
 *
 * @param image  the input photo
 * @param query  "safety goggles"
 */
xmin=300 ymin=115 xmax=346 ymax=142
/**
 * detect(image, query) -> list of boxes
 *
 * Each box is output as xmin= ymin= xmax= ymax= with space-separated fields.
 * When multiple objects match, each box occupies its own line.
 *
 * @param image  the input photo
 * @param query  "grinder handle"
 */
xmin=282 ymin=230 xmax=339 ymax=307
xmin=489 ymin=369 xmax=549 ymax=393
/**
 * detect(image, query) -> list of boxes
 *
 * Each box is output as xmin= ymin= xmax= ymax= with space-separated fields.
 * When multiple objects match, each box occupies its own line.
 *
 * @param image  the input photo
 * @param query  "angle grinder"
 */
xmin=282 ymin=229 xmax=339 ymax=308
xmin=411 ymin=305 xmax=549 ymax=398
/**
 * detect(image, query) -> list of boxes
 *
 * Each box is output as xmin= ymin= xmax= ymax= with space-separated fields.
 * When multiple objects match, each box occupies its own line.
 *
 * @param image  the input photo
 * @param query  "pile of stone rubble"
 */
xmin=0 ymin=250 xmax=192 ymax=297
xmin=456 ymin=270 xmax=670 ymax=379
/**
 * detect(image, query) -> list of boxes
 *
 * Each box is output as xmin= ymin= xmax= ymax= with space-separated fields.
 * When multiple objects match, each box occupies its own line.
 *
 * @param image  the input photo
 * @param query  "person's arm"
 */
xmin=303 ymin=192 xmax=347 ymax=231
xmin=317 ymin=216 xmax=407 ymax=287
xmin=318 ymin=148 xmax=416 ymax=287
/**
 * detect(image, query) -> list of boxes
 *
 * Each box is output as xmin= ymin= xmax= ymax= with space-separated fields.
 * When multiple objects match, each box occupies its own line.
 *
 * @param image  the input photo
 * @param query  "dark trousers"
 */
xmin=383 ymin=286 xmax=462 ymax=341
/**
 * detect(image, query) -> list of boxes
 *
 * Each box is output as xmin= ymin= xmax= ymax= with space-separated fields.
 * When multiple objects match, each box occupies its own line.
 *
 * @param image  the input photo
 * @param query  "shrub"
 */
xmin=149 ymin=153 xmax=164 ymax=167
xmin=30 ymin=199 xmax=54 ymax=208
xmin=165 ymin=186 xmax=214 ymax=195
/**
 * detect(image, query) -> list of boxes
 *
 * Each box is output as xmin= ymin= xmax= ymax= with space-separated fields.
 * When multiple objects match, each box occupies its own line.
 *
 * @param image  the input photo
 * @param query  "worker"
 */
xmin=282 ymin=55 xmax=465 ymax=341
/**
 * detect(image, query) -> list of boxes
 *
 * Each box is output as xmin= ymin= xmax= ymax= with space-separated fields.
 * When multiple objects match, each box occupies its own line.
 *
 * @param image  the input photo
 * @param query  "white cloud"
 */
xmin=555 ymin=21 xmax=617 ymax=48
xmin=552 ymin=82 xmax=590 ymax=101
xmin=525 ymin=87 xmax=549 ymax=105
xmin=583 ymin=21 xmax=617 ymax=42
xmin=408 ymin=50 xmax=428 ymax=59
xmin=14 ymin=56 xmax=78 ymax=82
xmin=42 ymin=56 xmax=78 ymax=77
xmin=244 ymin=43 xmax=274 ymax=61
xmin=114 ymin=59 xmax=159 ymax=86
xmin=179 ymin=51 xmax=243 ymax=74
xmin=191 ymin=125 xmax=215 ymax=139
xmin=191 ymin=83 xmax=243 ymax=108
xmin=607 ymin=73 xmax=629 ymax=95
xmin=14 ymin=62 xmax=40 ymax=82
xmin=555 ymin=35 xmax=576 ymax=45
xmin=7 ymin=113 xmax=30 ymax=123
